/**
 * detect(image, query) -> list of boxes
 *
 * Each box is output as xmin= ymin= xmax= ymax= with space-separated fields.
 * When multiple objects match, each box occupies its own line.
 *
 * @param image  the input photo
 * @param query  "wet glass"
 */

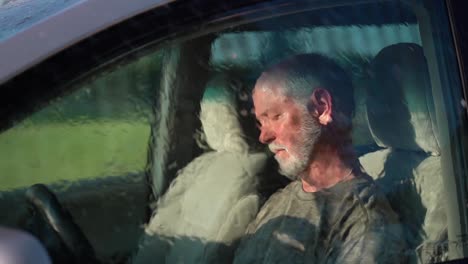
xmin=0 ymin=52 xmax=161 ymax=190
xmin=1 ymin=0 xmax=468 ymax=263
xmin=137 ymin=1 xmax=468 ymax=263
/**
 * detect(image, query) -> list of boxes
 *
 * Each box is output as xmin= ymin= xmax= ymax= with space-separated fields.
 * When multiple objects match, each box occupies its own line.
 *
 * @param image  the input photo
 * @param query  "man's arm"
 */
xmin=329 ymin=225 xmax=406 ymax=264
xmin=325 ymin=190 xmax=406 ymax=264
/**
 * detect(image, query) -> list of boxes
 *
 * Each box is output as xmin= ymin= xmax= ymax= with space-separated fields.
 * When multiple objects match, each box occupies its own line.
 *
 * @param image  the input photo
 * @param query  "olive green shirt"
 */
xmin=233 ymin=175 xmax=405 ymax=264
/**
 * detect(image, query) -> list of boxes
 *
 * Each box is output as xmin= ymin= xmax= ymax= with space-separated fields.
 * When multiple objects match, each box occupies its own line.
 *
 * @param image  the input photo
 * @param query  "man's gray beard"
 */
xmin=276 ymin=113 xmax=322 ymax=180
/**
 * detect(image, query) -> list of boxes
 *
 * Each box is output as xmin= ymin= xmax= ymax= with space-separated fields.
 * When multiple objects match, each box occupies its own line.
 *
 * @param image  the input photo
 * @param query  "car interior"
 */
xmin=0 ymin=0 xmax=466 ymax=263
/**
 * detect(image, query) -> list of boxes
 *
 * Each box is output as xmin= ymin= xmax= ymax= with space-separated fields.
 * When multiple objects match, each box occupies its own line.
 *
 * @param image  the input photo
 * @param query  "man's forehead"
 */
xmin=252 ymin=81 xmax=285 ymax=98
xmin=252 ymin=86 xmax=296 ymax=117
xmin=253 ymin=86 xmax=280 ymax=105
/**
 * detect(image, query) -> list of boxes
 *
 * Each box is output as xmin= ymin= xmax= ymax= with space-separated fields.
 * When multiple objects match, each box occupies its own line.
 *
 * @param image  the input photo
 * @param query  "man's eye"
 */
xmin=272 ymin=114 xmax=282 ymax=120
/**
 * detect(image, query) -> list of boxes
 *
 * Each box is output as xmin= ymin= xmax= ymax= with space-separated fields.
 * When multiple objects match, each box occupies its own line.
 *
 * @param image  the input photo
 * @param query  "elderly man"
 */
xmin=233 ymin=54 xmax=405 ymax=263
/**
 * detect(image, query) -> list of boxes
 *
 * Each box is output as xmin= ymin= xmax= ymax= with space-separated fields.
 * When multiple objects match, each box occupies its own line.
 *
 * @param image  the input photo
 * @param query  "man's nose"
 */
xmin=259 ymin=128 xmax=275 ymax=144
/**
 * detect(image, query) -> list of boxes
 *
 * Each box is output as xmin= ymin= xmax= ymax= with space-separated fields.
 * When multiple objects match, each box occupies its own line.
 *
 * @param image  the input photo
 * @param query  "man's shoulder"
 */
xmin=338 ymin=174 xmax=380 ymax=198
xmin=341 ymin=175 xmax=400 ymax=222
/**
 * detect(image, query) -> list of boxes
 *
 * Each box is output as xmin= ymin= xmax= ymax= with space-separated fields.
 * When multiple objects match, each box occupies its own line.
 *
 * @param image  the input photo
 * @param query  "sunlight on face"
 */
xmin=253 ymin=86 xmax=322 ymax=180
xmin=269 ymin=108 xmax=321 ymax=179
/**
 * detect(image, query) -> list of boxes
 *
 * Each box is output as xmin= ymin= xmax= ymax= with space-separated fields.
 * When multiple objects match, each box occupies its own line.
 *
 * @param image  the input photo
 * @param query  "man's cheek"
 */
xmin=290 ymin=113 xmax=302 ymax=127
xmin=281 ymin=132 xmax=300 ymax=152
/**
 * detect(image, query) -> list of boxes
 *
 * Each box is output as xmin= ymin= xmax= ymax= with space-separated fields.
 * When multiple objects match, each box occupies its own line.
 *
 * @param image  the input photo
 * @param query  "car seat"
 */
xmin=359 ymin=43 xmax=447 ymax=263
xmin=132 ymin=75 xmax=268 ymax=264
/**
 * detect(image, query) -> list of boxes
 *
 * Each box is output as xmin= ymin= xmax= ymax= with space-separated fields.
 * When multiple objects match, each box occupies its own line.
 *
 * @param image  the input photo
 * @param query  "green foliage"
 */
xmin=0 ymin=121 xmax=150 ymax=190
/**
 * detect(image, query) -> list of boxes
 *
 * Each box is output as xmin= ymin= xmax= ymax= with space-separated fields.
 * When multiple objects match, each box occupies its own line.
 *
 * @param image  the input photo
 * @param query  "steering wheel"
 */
xmin=25 ymin=184 xmax=98 ymax=263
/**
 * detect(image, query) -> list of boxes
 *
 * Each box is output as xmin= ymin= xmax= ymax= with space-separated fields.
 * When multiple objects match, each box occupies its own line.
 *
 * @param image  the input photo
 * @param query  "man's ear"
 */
xmin=309 ymin=88 xmax=333 ymax=125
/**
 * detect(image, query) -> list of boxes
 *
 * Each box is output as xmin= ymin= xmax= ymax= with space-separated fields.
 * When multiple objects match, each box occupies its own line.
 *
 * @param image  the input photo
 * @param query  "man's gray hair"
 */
xmin=255 ymin=53 xmax=355 ymax=119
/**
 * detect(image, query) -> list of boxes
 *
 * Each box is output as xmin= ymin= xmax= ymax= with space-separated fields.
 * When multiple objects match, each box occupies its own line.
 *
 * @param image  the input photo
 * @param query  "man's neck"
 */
xmin=300 ymin=145 xmax=356 ymax=193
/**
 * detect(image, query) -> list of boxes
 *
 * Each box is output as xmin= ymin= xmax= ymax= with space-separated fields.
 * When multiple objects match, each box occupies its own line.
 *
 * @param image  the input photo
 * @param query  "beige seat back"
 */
xmin=133 ymin=75 xmax=267 ymax=264
xmin=359 ymin=43 xmax=447 ymax=263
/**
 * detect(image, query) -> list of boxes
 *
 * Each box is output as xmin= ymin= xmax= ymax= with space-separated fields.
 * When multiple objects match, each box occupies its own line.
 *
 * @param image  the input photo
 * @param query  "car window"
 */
xmin=0 ymin=51 xmax=161 ymax=190
xmin=210 ymin=24 xmax=422 ymax=148
xmin=134 ymin=1 xmax=467 ymax=264
xmin=1 ymin=0 xmax=468 ymax=263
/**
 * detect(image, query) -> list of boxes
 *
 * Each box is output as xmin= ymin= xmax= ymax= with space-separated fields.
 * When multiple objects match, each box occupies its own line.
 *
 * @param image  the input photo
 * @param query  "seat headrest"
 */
xmin=200 ymin=75 xmax=249 ymax=153
xmin=367 ymin=43 xmax=440 ymax=155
